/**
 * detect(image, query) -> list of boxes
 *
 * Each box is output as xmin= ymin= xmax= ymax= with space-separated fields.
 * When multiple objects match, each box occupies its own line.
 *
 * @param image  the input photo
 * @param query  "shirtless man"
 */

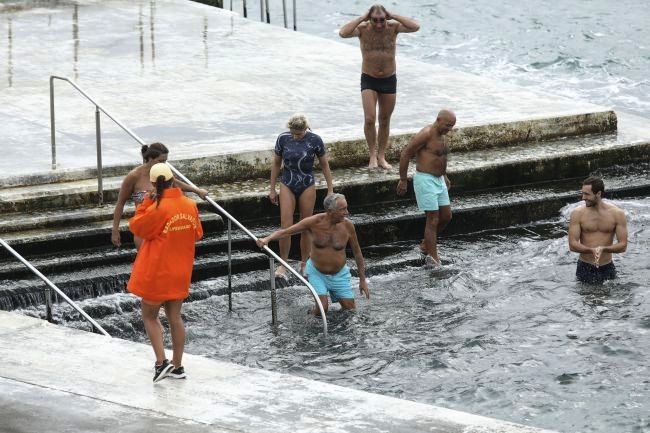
xmin=396 ymin=110 xmax=456 ymax=265
xmin=568 ymin=176 xmax=628 ymax=283
xmin=257 ymin=193 xmax=369 ymax=314
xmin=339 ymin=4 xmax=419 ymax=170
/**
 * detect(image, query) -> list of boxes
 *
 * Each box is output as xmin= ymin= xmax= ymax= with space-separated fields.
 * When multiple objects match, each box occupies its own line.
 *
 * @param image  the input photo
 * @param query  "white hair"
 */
xmin=324 ymin=193 xmax=345 ymax=211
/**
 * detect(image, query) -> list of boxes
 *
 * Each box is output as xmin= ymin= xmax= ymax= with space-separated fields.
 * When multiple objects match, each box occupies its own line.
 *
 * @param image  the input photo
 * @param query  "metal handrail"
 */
xmin=48 ymin=76 xmax=328 ymax=336
xmin=169 ymin=165 xmax=328 ymax=335
xmin=50 ymin=75 xmax=146 ymax=205
xmin=0 ymin=238 xmax=111 ymax=337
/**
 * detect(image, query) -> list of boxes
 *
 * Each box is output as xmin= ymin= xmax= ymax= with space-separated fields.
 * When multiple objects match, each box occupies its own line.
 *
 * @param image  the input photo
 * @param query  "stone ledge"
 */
xmin=0 ymin=111 xmax=616 ymax=188
xmin=0 ymin=311 xmax=556 ymax=433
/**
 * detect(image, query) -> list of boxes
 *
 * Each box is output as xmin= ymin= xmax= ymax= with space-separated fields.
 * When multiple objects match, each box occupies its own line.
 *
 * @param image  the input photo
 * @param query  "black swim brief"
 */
xmin=576 ymin=260 xmax=617 ymax=284
xmin=360 ymin=73 xmax=397 ymax=94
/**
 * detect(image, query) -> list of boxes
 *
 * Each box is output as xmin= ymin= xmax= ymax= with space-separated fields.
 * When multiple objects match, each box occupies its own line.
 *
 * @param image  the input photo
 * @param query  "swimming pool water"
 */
xmin=98 ymin=197 xmax=650 ymax=433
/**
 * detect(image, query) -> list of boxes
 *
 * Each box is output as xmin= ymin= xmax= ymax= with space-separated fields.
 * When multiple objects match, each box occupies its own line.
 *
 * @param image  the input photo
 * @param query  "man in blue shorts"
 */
xmin=397 ymin=109 xmax=456 ymax=265
xmin=257 ymin=193 xmax=370 ymax=314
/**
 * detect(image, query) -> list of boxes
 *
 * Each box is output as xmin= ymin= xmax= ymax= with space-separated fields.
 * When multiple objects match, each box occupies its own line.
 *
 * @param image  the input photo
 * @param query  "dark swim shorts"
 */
xmin=576 ymin=260 xmax=617 ymax=284
xmin=360 ymin=73 xmax=397 ymax=94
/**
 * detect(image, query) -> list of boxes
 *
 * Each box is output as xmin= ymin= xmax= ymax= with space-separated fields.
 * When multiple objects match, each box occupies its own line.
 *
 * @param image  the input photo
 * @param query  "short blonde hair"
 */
xmin=286 ymin=114 xmax=310 ymax=131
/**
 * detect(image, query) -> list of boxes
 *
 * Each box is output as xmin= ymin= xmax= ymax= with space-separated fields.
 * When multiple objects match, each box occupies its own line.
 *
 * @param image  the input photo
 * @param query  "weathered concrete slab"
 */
xmin=1 ymin=112 xmax=648 ymax=214
xmin=1 ymin=377 xmax=232 ymax=433
xmin=0 ymin=0 xmax=615 ymax=182
xmin=0 ymin=311 xmax=555 ymax=433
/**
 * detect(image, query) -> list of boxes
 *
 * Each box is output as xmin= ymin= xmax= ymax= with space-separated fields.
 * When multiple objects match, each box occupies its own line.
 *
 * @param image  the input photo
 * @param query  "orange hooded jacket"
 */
xmin=127 ymin=188 xmax=203 ymax=302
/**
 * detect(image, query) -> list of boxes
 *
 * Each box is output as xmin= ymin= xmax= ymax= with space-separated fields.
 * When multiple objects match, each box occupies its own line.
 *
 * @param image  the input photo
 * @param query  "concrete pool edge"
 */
xmin=0 ymin=310 xmax=557 ymax=433
xmin=0 ymin=110 xmax=616 ymax=188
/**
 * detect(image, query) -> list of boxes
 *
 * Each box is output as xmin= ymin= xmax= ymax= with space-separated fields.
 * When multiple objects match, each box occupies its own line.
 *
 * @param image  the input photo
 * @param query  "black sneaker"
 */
xmin=153 ymin=359 xmax=173 ymax=383
xmin=168 ymin=366 xmax=186 ymax=379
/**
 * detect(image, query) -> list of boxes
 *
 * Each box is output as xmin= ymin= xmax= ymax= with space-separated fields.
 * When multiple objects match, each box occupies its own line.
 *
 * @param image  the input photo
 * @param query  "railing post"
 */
xmin=50 ymin=77 xmax=57 ymax=170
xmin=282 ymin=0 xmax=287 ymax=28
xmin=269 ymin=256 xmax=277 ymax=325
xmin=44 ymin=286 xmax=53 ymax=323
xmin=259 ymin=0 xmax=264 ymax=22
xmin=265 ymin=0 xmax=270 ymax=23
xmin=243 ymin=0 xmax=247 ymax=17
xmin=227 ymin=218 xmax=232 ymax=312
xmin=95 ymin=106 xmax=104 ymax=205
xmin=292 ymin=0 xmax=296 ymax=31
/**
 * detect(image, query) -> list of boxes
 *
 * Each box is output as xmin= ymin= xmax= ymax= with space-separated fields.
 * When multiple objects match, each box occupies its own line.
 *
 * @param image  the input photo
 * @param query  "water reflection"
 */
xmin=6 ymin=17 xmax=12 ymax=87
xmin=203 ymin=16 xmax=208 ymax=68
xmin=149 ymin=0 xmax=156 ymax=67
xmin=72 ymin=4 xmax=79 ymax=79
xmin=138 ymin=4 xmax=144 ymax=71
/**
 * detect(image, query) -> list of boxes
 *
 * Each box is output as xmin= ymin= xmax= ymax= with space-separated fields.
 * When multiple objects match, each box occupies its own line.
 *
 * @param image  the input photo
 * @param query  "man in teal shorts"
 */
xmin=397 ymin=109 xmax=456 ymax=265
xmin=257 ymin=193 xmax=370 ymax=314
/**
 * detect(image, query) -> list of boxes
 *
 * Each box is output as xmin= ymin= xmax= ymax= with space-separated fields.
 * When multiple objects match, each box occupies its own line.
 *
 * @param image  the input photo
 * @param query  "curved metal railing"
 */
xmin=49 ymin=76 xmax=328 ymax=336
xmin=0 ymin=238 xmax=111 ymax=337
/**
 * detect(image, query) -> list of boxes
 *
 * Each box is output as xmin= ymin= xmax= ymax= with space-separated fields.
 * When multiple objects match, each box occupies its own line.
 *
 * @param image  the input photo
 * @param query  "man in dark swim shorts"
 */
xmin=568 ymin=177 xmax=628 ymax=283
xmin=360 ymin=73 xmax=397 ymax=94
xmin=339 ymin=4 xmax=419 ymax=170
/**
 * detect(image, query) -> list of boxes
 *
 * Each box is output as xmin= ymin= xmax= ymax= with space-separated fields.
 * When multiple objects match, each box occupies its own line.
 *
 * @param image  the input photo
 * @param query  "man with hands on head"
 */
xmin=257 ymin=193 xmax=369 ymax=315
xmin=339 ymin=4 xmax=420 ymax=170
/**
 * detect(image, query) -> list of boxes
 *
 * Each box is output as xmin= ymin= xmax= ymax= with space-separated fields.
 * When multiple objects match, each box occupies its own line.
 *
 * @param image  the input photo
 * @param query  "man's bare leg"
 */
xmin=423 ymin=211 xmax=441 ymax=264
xmin=377 ymin=92 xmax=396 ymax=170
xmin=313 ymin=295 xmax=329 ymax=316
xmin=339 ymin=298 xmax=356 ymax=310
xmin=420 ymin=206 xmax=451 ymax=255
xmin=361 ymin=89 xmax=379 ymax=169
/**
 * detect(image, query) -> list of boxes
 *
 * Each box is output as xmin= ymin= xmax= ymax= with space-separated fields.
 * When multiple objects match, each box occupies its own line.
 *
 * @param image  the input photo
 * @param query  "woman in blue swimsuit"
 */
xmin=269 ymin=114 xmax=334 ymax=277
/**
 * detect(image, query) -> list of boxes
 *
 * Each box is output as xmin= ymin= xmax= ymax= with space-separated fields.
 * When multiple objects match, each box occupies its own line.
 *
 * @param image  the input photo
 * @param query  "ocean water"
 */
xmin=236 ymin=0 xmax=650 ymax=118
xmin=58 ymin=198 xmax=649 ymax=433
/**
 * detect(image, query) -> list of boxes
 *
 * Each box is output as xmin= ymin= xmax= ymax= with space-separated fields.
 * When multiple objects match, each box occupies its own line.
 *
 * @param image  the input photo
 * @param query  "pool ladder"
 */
xmin=48 ymin=76 xmax=328 ymax=336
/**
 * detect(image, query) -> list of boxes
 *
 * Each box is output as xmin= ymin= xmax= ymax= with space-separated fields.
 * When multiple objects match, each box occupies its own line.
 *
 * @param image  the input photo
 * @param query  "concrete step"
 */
xmin=1 ymin=112 xmax=648 ymax=215
xmin=0 ymin=209 xmax=224 ymax=258
xmin=0 ymin=250 xmax=270 ymax=311
xmin=2 ymin=161 xmax=648 ymax=266
xmin=16 ymin=222 xmax=566 ymax=324
xmin=3 ymin=163 xmax=648 ymax=311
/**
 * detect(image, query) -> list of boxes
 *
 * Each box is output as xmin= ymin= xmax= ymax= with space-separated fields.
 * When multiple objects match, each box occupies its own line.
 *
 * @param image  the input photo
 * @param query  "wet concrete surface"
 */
xmin=1 ymin=377 xmax=233 ymax=433
xmin=0 ymin=311 xmax=556 ymax=433
xmin=0 ymin=0 xmax=615 ymax=178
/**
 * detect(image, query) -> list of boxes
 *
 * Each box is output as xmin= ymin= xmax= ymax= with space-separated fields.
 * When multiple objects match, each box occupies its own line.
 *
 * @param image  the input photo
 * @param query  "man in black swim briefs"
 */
xmin=339 ymin=4 xmax=419 ymax=170
xmin=568 ymin=176 xmax=628 ymax=283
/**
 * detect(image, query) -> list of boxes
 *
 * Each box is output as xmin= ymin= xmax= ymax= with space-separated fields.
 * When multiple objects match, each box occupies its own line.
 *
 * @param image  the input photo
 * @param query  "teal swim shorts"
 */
xmin=413 ymin=171 xmax=450 ymax=212
xmin=305 ymin=258 xmax=353 ymax=303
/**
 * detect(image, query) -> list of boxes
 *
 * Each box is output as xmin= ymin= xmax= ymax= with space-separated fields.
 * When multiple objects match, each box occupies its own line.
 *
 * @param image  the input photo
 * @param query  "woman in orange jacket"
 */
xmin=127 ymin=162 xmax=203 ymax=382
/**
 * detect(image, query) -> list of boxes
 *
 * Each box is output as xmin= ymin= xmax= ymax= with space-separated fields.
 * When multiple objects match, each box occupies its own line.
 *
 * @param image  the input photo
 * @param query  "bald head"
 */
xmin=434 ymin=109 xmax=456 ymax=135
xmin=437 ymin=109 xmax=456 ymax=123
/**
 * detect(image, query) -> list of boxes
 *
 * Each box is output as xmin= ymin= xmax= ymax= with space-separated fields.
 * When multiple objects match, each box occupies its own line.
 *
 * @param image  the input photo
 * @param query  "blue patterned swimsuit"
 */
xmin=275 ymin=131 xmax=326 ymax=197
